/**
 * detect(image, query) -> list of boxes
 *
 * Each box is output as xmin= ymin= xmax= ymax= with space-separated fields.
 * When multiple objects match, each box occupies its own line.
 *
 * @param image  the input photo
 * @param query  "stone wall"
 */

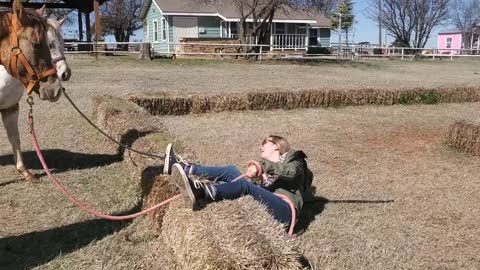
xmin=177 ymin=38 xmax=242 ymax=59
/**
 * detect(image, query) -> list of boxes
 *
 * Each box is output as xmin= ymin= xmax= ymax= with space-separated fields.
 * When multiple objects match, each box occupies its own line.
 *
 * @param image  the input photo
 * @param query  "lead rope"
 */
xmin=27 ymin=97 xmax=180 ymax=220
xmin=62 ymin=89 xmax=165 ymax=160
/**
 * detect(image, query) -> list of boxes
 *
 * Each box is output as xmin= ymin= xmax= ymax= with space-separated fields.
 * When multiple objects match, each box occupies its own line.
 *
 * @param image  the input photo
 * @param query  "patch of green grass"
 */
xmin=399 ymin=90 xmax=440 ymax=105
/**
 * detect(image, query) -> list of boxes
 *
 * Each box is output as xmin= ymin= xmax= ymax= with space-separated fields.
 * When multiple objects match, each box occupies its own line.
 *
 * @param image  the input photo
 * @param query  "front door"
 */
xmin=309 ymin=28 xmax=319 ymax=47
xmin=173 ymin=17 xmax=198 ymax=52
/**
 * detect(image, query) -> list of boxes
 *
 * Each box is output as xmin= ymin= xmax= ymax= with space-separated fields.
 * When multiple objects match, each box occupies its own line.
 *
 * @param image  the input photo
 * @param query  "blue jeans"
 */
xmin=192 ymin=165 xmax=292 ymax=225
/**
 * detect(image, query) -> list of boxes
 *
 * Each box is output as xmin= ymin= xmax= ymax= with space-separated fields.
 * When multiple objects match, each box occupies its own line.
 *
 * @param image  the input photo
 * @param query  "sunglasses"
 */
xmin=262 ymin=138 xmax=276 ymax=146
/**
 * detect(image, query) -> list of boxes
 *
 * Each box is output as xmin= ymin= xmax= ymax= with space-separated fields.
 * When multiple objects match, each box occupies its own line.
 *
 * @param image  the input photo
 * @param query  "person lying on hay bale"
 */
xmin=163 ymin=135 xmax=314 ymax=231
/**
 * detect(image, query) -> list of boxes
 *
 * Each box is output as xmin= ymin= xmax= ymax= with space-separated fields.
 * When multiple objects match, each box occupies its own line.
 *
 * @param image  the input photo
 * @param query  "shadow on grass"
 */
xmin=0 ymin=206 xmax=139 ymax=270
xmin=0 ymin=129 xmax=161 ymax=268
xmin=296 ymin=186 xmax=395 ymax=234
xmin=0 ymin=129 xmax=154 ymax=175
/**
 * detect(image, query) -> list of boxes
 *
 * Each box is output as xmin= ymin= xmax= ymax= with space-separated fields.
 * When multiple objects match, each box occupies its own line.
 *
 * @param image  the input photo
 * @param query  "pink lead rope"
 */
xmin=29 ymin=114 xmax=295 ymax=236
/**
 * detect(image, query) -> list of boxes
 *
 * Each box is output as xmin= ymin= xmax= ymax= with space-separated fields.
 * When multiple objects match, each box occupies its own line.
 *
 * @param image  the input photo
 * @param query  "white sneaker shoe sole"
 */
xmin=171 ymin=163 xmax=196 ymax=209
xmin=163 ymin=143 xmax=173 ymax=175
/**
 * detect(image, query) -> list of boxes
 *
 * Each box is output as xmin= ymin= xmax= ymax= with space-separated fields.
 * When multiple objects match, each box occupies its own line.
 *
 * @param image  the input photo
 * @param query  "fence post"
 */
xmin=401 ymin=48 xmax=404 ymax=60
xmin=259 ymin=45 xmax=263 ymax=62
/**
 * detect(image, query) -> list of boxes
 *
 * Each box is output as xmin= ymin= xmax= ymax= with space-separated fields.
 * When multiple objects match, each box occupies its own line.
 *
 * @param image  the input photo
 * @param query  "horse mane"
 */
xmin=0 ymin=12 xmax=11 ymax=40
xmin=0 ymin=10 xmax=48 ymax=42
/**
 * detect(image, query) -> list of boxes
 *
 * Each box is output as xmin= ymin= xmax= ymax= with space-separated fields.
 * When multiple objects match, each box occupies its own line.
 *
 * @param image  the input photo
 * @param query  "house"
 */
xmin=139 ymin=0 xmax=331 ymax=56
xmin=437 ymin=28 xmax=480 ymax=55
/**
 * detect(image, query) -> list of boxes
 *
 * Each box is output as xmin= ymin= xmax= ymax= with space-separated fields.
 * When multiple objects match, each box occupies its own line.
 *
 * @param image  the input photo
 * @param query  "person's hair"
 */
xmin=262 ymin=135 xmax=290 ymax=155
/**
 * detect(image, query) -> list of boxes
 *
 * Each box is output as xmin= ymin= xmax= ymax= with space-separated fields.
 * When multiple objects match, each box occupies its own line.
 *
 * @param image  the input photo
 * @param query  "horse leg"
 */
xmin=1 ymin=104 xmax=36 ymax=181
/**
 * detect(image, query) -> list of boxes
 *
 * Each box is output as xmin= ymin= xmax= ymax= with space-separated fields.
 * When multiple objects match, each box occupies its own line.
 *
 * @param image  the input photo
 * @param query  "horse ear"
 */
xmin=36 ymin=5 xmax=47 ymax=17
xmin=59 ymin=18 xmax=66 ymax=26
xmin=12 ymin=0 xmax=28 ymax=25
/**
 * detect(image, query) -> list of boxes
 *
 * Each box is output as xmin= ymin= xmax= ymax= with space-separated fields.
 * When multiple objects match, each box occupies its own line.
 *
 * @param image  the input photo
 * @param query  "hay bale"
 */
xmin=447 ymin=121 xmax=480 ymax=156
xmin=162 ymin=197 xmax=303 ymax=270
xmin=247 ymin=90 xmax=302 ymax=110
xmin=436 ymin=87 xmax=480 ymax=103
xmin=131 ymin=87 xmax=480 ymax=116
xmin=191 ymin=95 xmax=248 ymax=114
xmin=129 ymin=94 xmax=193 ymax=115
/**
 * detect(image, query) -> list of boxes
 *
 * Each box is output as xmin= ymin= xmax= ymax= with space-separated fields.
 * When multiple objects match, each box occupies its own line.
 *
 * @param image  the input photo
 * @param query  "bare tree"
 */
xmin=371 ymin=0 xmax=450 ymax=48
xmin=451 ymin=0 xmax=480 ymax=48
xmin=197 ymin=0 xmax=334 ymax=57
xmin=101 ymin=0 xmax=143 ymax=45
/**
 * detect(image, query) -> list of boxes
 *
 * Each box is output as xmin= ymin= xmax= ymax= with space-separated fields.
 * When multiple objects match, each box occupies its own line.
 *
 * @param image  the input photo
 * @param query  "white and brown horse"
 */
xmin=0 ymin=0 xmax=67 ymax=181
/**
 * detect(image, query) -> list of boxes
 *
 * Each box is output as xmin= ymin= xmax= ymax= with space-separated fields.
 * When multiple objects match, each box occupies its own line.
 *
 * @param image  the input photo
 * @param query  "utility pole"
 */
xmin=338 ymin=13 xmax=342 ymax=59
xmin=378 ymin=0 xmax=382 ymax=47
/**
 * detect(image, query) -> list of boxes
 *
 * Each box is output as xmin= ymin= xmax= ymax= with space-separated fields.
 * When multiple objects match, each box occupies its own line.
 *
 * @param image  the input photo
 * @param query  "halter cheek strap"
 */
xmin=7 ymin=13 xmax=57 ymax=95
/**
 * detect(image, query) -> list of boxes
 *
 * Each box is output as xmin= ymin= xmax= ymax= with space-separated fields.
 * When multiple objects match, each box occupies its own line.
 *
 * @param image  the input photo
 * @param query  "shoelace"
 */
xmin=193 ymin=179 xmax=215 ymax=200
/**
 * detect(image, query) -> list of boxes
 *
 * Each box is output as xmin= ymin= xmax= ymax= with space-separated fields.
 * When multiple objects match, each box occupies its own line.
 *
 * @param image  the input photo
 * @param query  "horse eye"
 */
xmin=33 ymin=43 xmax=42 ymax=50
xmin=49 ymin=43 xmax=55 ymax=49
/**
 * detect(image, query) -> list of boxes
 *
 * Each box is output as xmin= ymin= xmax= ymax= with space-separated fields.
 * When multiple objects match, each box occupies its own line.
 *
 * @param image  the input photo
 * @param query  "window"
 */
xmin=275 ymin=23 xmax=286 ymax=34
xmin=287 ymin=24 xmax=296 ymax=34
xmin=161 ymin=18 xmax=167 ymax=41
xmin=153 ymin=20 xmax=158 ymax=42
xmin=296 ymin=24 xmax=307 ymax=35
xmin=230 ymin=22 xmax=238 ymax=37
xmin=446 ymin=37 xmax=452 ymax=48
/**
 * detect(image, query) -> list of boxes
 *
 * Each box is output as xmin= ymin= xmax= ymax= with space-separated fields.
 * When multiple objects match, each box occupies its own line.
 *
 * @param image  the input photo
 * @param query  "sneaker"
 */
xmin=164 ymin=143 xmax=191 ymax=175
xmin=171 ymin=163 xmax=204 ymax=209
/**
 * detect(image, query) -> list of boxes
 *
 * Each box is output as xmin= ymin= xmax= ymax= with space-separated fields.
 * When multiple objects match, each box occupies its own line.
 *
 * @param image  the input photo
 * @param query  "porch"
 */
xmin=224 ymin=22 xmax=330 ymax=51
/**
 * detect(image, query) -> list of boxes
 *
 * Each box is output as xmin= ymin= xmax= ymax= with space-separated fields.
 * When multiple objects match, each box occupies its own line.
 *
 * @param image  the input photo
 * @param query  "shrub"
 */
xmin=307 ymin=47 xmax=331 ymax=55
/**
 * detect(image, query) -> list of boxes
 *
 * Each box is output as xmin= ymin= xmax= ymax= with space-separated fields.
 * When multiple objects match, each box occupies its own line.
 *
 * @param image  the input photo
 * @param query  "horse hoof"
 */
xmin=24 ymin=172 xmax=37 ymax=182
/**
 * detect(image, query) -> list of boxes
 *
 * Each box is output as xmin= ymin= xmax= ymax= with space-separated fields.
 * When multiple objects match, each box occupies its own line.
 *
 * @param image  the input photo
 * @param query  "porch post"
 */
xmin=306 ymin=23 xmax=309 ymax=49
xmin=270 ymin=22 xmax=274 ymax=51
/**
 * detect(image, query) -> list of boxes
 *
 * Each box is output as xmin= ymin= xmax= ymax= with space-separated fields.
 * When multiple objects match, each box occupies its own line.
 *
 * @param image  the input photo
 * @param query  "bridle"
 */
xmin=5 ymin=13 xmax=57 ymax=95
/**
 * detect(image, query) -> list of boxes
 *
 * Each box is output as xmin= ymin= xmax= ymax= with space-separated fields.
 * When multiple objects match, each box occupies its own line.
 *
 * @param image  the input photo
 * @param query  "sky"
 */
xmin=338 ymin=0 xmax=448 ymax=48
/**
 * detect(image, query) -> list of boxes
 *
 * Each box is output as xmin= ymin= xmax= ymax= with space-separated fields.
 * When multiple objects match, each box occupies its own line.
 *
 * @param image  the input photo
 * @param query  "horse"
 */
xmin=0 ymin=1 xmax=65 ymax=181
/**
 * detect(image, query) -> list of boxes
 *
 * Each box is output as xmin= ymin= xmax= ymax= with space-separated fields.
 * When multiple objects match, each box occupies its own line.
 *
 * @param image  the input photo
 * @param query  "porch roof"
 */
xmin=141 ymin=0 xmax=330 ymax=27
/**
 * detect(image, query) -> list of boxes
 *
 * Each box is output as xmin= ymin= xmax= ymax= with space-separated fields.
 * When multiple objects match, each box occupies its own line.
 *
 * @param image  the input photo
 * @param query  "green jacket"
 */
xmin=259 ymin=150 xmax=314 ymax=214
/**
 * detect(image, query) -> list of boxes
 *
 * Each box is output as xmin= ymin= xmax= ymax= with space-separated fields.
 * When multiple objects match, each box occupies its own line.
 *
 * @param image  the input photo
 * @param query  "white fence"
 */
xmin=63 ymin=41 xmax=480 ymax=61
xmin=229 ymin=34 xmax=308 ymax=50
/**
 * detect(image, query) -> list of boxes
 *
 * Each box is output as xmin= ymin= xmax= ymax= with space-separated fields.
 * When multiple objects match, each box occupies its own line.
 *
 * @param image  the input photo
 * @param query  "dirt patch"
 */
xmin=367 ymin=128 xmax=443 ymax=154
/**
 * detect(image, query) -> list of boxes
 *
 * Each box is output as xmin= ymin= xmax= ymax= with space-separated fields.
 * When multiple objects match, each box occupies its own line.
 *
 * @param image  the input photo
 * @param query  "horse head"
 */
xmin=35 ymin=5 xmax=71 ymax=82
xmin=0 ymin=0 xmax=63 ymax=102
xmin=46 ymin=17 xmax=71 ymax=81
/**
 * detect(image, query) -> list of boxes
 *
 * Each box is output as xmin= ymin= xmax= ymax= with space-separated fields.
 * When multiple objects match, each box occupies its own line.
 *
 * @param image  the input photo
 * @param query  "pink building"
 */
xmin=437 ymin=30 xmax=462 ymax=55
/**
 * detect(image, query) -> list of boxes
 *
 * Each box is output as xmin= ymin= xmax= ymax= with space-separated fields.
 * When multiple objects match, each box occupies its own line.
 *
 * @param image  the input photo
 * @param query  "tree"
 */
xmin=451 ymin=0 xmax=480 ymax=48
xmin=196 ymin=0 xmax=335 ymax=57
xmin=101 ymin=0 xmax=143 ymax=44
xmin=371 ymin=0 xmax=450 ymax=48
xmin=331 ymin=0 xmax=354 ymax=48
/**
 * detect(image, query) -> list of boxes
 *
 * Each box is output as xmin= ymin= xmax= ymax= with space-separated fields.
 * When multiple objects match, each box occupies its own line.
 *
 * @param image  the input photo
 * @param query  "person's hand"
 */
xmin=245 ymin=165 xmax=258 ymax=178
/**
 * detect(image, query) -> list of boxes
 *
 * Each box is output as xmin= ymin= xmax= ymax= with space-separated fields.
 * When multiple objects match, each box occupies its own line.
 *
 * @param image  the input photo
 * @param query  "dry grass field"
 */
xmin=1 ymin=56 xmax=480 ymax=269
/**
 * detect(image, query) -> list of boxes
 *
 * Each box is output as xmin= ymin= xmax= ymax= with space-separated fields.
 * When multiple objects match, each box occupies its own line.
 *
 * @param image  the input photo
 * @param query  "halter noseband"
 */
xmin=6 ymin=13 xmax=57 ymax=95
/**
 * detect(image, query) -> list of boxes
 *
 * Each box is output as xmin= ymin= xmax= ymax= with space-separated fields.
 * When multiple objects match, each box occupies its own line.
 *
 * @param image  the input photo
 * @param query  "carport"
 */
xmin=0 ymin=0 xmax=107 ymax=42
